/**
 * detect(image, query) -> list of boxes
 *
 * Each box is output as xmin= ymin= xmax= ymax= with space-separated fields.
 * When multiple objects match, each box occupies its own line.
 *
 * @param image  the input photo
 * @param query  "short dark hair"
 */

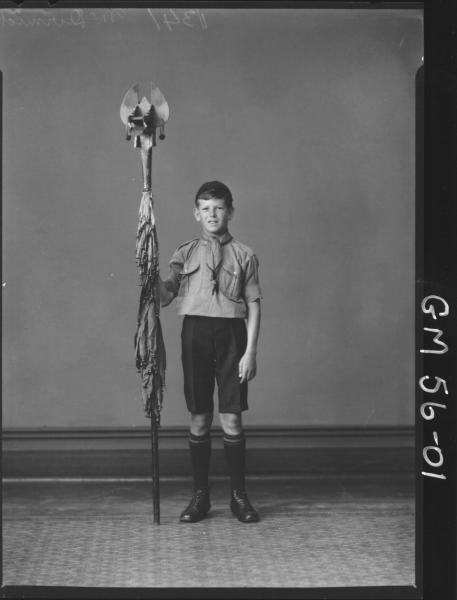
xmin=195 ymin=180 xmax=233 ymax=210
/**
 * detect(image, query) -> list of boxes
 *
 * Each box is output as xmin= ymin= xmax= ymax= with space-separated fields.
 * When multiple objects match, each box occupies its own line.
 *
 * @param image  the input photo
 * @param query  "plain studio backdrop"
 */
xmin=1 ymin=8 xmax=422 ymax=429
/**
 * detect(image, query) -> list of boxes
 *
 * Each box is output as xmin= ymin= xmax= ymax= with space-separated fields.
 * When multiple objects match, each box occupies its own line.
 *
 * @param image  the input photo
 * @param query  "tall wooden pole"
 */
xmin=120 ymin=82 xmax=169 ymax=525
xmin=151 ymin=414 xmax=160 ymax=524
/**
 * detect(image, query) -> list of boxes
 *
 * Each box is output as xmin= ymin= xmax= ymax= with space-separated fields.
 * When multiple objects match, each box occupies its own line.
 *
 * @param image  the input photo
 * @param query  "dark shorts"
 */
xmin=181 ymin=315 xmax=248 ymax=414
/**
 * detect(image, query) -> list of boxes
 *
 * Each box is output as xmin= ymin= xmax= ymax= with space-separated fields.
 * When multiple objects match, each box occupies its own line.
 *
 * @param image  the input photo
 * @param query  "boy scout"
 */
xmin=159 ymin=181 xmax=262 ymax=523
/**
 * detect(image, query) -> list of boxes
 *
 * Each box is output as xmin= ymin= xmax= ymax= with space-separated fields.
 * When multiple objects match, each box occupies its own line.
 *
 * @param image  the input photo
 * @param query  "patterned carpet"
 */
xmin=3 ymin=476 xmax=415 ymax=588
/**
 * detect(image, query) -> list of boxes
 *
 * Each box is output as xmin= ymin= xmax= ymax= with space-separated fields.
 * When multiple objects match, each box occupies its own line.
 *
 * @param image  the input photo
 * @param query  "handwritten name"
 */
xmin=420 ymin=294 xmax=450 ymax=480
xmin=0 ymin=8 xmax=208 ymax=30
xmin=0 ymin=9 xmax=86 ymax=29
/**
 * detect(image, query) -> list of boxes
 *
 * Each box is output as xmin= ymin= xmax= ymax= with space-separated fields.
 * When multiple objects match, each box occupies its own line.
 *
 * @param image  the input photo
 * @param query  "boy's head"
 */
xmin=194 ymin=181 xmax=233 ymax=211
xmin=193 ymin=181 xmax=234 ymax=237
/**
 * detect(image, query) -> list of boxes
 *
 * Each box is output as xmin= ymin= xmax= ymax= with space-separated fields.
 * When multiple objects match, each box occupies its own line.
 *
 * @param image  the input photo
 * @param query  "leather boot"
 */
xmin=179 ymin=489 xmax=211 ymax=523
xmin=230 ymin=490 xmax=260 ymax=523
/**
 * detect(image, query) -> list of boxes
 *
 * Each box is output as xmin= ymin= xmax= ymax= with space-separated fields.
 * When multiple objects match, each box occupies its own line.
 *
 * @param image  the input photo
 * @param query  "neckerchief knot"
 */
xmin=206 ymin=236 xmax=222 ymax=295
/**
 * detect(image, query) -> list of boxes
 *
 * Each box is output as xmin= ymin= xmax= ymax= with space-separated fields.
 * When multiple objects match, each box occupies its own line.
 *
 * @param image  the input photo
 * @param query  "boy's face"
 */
xmin=193 ymin=197 xmax=233 ymax=237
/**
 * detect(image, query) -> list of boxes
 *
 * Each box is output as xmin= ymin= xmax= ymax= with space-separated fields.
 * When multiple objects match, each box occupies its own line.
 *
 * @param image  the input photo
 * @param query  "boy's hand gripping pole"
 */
xmin=120 ymin=82 xmax=170 ymax=524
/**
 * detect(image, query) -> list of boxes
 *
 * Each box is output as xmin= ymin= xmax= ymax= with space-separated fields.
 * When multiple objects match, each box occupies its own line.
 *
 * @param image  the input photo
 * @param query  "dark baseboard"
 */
xmin=2 ymin=425 xmax=415 ymax=478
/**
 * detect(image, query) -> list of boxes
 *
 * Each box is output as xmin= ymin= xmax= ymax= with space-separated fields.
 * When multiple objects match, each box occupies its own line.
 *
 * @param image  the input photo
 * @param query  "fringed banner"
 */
xmin=134 ymin=192 xmax=166 ymax=421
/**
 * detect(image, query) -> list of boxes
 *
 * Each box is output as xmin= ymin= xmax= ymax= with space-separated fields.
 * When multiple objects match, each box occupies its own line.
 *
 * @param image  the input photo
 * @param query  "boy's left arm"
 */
xmin=239 ymin=299 xmax=261 ymax=383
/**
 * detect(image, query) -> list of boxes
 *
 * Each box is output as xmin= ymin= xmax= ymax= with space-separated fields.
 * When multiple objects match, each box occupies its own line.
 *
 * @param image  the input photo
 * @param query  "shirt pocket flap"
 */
xmin=182 ymin=255 xmax=200 ymax=277
xmin=178 ymin=254 xmax=200 ymax=297
xmin=219 ymin=263 xmax=243 ymax=302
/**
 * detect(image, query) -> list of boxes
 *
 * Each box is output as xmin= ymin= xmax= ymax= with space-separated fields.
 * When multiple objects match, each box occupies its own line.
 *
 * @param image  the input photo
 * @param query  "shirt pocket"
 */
xmin=178 ymin=256 xmax=200 ymax=297
xmin=219 ymin=264 xmax=243 ymax=302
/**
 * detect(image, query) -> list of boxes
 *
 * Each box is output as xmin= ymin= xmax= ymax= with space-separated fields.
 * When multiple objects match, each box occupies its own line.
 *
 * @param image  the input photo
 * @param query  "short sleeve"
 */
xmin=163 ymin=247 xmax=184 ymax=297
xmin=243 ymin=254 xmax=263 ymax=303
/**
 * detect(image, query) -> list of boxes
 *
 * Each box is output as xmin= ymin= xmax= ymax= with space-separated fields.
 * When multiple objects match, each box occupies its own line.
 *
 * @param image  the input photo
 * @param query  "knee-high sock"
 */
xmin=189 ymin=432 xmax=211 ymax=491
xmin=223 ymin=431 xmax=246 ymax=492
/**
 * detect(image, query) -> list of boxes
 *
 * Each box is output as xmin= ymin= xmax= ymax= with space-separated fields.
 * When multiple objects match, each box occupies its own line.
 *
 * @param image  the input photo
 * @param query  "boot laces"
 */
xmin=233 ymin=491 xmax=254 ymax=511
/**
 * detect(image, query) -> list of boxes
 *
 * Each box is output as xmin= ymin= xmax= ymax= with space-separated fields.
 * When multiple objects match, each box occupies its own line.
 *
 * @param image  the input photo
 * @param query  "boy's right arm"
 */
xmin=159 ymin=248 xmax=183 ymax=307
xmin=158 ymin=276 xmax=176 ymax=307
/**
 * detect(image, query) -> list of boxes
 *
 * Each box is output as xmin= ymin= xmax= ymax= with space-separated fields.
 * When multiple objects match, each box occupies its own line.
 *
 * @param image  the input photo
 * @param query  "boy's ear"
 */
xmin=193 ymin=206 xmax=201 ymax=222
xmin=228 ymin=206 xmax=234 ymax=220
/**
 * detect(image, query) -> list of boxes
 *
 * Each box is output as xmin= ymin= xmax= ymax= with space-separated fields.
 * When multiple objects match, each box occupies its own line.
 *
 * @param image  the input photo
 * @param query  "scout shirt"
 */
xmin=163 ymin=231 xmax=262 ymax=318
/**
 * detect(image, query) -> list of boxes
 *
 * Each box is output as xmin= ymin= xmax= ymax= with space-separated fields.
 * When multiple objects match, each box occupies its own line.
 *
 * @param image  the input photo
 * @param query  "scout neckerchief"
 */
xmin=204 ymin=232 xmax=232 ymax=294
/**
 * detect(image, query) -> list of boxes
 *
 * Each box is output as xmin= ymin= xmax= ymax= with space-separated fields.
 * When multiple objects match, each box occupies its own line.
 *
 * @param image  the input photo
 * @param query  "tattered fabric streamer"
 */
xmin=134 ymin=191 xmax=166 ymax=422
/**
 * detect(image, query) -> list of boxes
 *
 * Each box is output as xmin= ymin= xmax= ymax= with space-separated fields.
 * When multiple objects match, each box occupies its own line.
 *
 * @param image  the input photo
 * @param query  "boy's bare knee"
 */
xmin=190 ymin=412 xmax=213 ymax=436
xmin=219 ymin=412 xmax=242 ymax=435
